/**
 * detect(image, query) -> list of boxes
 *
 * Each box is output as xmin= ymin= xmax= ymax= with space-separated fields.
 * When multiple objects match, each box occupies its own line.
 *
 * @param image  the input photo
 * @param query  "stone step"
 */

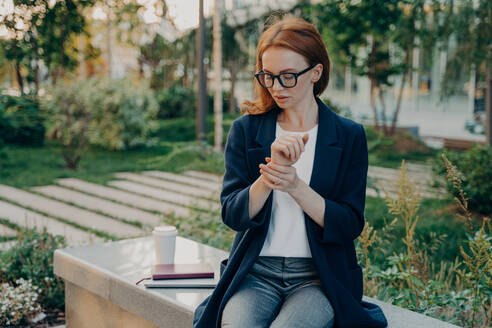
xmin=143 ymin=171 xmax=221 ymax=191
xmin=183 ymin=170 xmax=223 ymax=184
xmin=404 ymin=162 xmax=432 ymax=173
xmin=0 ymin=185 xmax=143 ymax=239
xmin=0 ymin=200 xmax=102 ymax=245
xmin=32 ymin=185 xmax=162 ymax=227
xmin=371 ymin=180 xmax=441 ymax=195
xmin=368 ymin=166 xmax=434 ymax=181
xmin=114 ymin=172 xmax=218 ymax=200
xmin=108 ymin=180 xmax=220 ymax=213
xmin=0 ymin=223 xmax=17 ymax=237
xmin=56 ymin=178 xmax=190 ymax=218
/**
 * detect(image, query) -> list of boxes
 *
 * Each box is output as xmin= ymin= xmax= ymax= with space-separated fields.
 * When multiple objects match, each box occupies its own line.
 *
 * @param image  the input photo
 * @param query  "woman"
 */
xmin=193 ymin=15 xmax=388 ymax=328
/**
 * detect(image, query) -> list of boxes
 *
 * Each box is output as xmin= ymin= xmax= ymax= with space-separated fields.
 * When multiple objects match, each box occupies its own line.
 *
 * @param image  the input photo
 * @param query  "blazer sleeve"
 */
xmin=317 ymin=124 xmax=368 ymax=245
xmin=220 ymin=119 xmax=269 ymax=232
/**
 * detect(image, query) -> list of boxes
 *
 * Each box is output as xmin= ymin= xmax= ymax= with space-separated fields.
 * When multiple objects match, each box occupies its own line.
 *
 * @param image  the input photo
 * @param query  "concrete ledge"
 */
xmin=54 ymin=236 xmax=228 ymax=328
xmin=54 ymin=237 xmax=459 ymax=328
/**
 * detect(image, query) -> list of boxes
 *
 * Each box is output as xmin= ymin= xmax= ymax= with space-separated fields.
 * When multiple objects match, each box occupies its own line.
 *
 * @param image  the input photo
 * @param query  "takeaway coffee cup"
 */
xmin=153 ymin=225 xmax=177 ymax=265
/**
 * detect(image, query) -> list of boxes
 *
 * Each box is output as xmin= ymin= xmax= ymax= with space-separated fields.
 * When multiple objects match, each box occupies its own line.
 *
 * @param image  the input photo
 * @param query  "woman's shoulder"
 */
xmin=231 ymin=109 xmax=272 ymax=130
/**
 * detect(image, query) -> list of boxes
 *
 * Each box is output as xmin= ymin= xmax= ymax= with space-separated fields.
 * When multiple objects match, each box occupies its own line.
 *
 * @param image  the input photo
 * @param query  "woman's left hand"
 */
xmin=259 ymin=157 xmax=300 ymax=192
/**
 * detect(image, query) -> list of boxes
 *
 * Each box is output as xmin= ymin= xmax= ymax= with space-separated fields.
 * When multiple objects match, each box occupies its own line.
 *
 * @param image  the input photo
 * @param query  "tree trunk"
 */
xmin=15 ymin=61 xmax=24 ymax=94
xmin=369 ymin=78 xmax=379 ymax=130
xmin=368 ymin=36 xmax=380 ymax=130
xmin=390 ymin=49 xmax=410 ymax=135
xmin=377 ymin=86 xmax=388 ymax=135
xmin=228 ymin=59 xmax=237 ymax=114
xmin=213 ymin=0 xmax=223 ymax=152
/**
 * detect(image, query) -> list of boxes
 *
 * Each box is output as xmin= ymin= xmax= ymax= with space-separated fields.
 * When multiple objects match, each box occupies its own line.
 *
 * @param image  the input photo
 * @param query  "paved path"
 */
xmin=108 ymin=180 xmax=220 ymax=212
xmin=143 ymin=171 xmax=221 ymax=191
xmin=183 ymin=170 xmax=223 ymax=184
xmin=0 ymin=185 xmax=143 ymax=239
xmin=115 ymin=172 xmax=218 ymax=200
xmin=56 ymin=178 xmax=191 ymax=217
xmin=0 ymin=223 xmax=17 ymax=237
xmin=0 ymin=200 xmax=102 ymax=245
xmin=32 ymin=185 xmax=162 ymax=227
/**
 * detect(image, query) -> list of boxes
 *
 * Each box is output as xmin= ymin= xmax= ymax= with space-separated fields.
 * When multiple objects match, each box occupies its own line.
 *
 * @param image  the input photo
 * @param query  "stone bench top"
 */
xmin=54 ymin=237 xmax=459 ymax=328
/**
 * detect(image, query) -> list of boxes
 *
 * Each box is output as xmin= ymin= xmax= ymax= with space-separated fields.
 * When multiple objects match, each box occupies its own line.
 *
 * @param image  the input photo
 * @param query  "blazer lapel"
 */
xmin=309 ymin=97 xmax=342 ymax=198
xmin=246 ymin=106 xmax=279 ymax=181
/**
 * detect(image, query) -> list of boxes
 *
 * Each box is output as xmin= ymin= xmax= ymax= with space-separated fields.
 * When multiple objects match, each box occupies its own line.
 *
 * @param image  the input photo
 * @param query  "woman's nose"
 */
xmin=272 ymin=77 xmax=284 ymax=91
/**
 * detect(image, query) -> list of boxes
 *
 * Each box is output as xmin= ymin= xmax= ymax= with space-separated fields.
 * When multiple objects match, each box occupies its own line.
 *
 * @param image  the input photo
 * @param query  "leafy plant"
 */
xmin=42 ymin=80 xmax=92 ymax=169
xmin=434 ymin=146 xmax=492 ymax=215
xmin=0 ymin=94 xmax=46 ymax=146
xmin=0 ymin=278 xmax=44 ymax=327
xmin=442 ymin=153 xmax=492 ymax=327
xmin=84 ymin=78 xmax=159 ymax=150
xmin=358 ymin=158 xmax=491 ymax=326
xmin=0 ymin=227 xmax=67 ymax=312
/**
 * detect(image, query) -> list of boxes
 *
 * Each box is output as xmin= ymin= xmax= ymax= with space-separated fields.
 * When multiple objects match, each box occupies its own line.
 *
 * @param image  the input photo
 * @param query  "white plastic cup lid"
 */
xmin=153 ymin=225 xmax=177 ymax=235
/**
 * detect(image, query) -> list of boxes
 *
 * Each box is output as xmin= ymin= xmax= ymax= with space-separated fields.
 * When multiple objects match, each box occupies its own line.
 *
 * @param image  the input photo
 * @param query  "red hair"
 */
xmin=240 ymin=15 xmax=331 ymax=115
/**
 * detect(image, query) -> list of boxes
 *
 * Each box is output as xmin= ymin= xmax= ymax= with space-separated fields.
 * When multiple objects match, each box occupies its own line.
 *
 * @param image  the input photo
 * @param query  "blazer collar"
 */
xmin=254 ymin=96 xmax=338 ymax=148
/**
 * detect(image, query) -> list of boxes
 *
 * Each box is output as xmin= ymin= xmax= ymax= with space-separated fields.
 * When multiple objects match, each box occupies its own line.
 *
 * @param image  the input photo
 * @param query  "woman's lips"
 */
xmin=274 ymin=96 xmax=289 ymax=101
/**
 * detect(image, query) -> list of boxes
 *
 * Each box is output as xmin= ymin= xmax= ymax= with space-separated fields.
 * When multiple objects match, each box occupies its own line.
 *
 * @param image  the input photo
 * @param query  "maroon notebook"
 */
xmin=151 ymin=263 xmax=215 ymax=280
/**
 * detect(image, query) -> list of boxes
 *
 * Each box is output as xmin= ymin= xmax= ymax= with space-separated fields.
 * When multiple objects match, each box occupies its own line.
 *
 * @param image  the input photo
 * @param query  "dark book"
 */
xmin=151 ymin=263 xmax=215 ymax=280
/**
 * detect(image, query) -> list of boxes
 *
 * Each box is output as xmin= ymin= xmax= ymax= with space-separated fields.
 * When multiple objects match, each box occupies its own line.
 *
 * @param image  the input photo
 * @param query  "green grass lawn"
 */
xmin=0 ymin=141 xmax=174 ymax=188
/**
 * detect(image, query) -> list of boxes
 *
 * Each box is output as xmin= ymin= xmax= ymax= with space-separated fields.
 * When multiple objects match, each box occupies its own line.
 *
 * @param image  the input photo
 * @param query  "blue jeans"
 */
xmin=221 ymin=256 xmax=335 ymax=328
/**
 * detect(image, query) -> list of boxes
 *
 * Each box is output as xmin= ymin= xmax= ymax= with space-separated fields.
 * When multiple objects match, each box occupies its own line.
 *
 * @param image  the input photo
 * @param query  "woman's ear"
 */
xmin=312 ymin=63 xmax=323 ymax=83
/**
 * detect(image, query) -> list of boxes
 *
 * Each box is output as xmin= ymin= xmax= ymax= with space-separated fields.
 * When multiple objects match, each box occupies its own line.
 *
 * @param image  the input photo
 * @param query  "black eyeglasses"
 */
xmin=254 ymin=63 xmax=317 ymax=88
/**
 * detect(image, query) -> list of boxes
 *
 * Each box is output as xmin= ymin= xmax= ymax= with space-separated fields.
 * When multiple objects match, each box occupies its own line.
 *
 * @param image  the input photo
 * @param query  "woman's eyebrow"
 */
xmin=263 ymin=68 xmax=296 ymax=73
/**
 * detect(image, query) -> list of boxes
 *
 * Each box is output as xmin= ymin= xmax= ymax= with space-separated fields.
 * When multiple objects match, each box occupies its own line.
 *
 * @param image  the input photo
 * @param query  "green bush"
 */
xmin=85 ymin=78 xmax=159 ymax=150
xmin=151 ymin=115 xmax=235 ymax=144
xmin=0 ymin=227 xmax=66 ymax=312
xmin=0 ymin=94 xmax=46 ymax=146
xmin=155 ymin=85 xmax=195 ymax=119
xmin=43 ymin=78 xmax=159 ymax=152
xmin=42 ymin=80 xmax=93 ymax=169
xmin=365 ymin=125 xmax=436 ymax=167
xmin=434 ymin=145 xmax=492 ymax=215
xmin=0 ymin=138 xmax=6 ymax=169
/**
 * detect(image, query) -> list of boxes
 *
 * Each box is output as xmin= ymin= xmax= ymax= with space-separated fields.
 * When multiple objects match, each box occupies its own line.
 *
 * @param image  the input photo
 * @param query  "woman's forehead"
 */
xmin=261 ymin=47 xmax=308 ymax=72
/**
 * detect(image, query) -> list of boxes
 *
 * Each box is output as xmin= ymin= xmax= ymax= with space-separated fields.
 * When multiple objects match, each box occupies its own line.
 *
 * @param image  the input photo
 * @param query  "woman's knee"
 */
xmin=270 ymin=284 xmax=334 ymax=328
xmin=221 ymin=278 xmax=281 ymax=327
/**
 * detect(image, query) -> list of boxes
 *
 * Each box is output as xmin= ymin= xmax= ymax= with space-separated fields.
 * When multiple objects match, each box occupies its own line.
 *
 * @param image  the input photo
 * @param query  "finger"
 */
xmin=279 ymin=139 xmax=296 ymax=161
xmin=260 ymin=164 xmax=288 ymax=179
xmin=265 ymin=162 xmax=290 ymax=174
xmin=260 ymin=170 xmax=282 ymax=186
xmin=296 ymin=135 xmax=305 ymax=153
xmin=282 ymin=135 xmax=299 ymax=160
xmin=276 ymin=141 xmax=291 ymax=159
xmin=265 ymin=157 xmax=271 ymax=162
xmin=302 ymin=134 xmax=309 ymax=145
xmin=291 ymin=137 xmax=301 ymax=160
xmin=260 ymin=167 xmax=286 ymax=184
xmin=261 ymin=174 xmax=279 ymax=190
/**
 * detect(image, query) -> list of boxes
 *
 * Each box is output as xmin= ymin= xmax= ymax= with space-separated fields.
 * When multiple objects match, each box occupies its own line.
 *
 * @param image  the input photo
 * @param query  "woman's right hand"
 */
xmin=270 ymin=134 xmax=309 ymax=166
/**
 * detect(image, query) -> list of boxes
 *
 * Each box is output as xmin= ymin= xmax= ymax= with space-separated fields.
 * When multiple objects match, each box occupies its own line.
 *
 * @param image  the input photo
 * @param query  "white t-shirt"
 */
xmin=259 ymin=121 xmax=318 ymax=258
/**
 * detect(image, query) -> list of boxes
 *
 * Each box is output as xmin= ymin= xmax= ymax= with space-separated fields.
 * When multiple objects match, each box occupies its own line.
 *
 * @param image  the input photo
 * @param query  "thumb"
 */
xmin=302 ymin=134 xmax=309 ymax=145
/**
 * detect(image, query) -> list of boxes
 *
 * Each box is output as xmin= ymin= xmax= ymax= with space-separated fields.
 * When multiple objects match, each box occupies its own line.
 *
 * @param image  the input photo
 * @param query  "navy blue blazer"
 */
xmin=193 ymin=97 xmax=388 ymax=328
